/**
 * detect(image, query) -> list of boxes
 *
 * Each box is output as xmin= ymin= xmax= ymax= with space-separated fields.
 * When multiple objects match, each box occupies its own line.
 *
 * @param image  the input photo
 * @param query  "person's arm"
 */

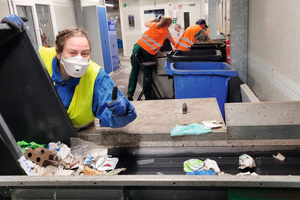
xmin=145 ymin=18 xmax=157 ymax=28
xmin=92 ymin=69 xmax=137 ymax=128
xmin=168 ymin=34 xmax=177 ymax=46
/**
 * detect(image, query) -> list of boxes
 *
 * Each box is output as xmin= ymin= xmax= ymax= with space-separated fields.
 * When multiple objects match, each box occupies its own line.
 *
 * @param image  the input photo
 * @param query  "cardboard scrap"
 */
xmin=273 ymin=153 xmax=285 ymax=161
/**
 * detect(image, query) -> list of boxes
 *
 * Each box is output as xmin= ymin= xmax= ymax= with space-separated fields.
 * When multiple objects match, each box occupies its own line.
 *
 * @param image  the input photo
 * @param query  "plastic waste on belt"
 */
xmin=171 ymin=123 xmax=212 ymax=137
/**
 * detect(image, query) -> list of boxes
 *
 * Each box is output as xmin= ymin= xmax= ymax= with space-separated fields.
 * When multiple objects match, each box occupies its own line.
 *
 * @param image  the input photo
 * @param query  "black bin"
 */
xmin=168 ymin=43 xmax=227 ymax=63
xmin=0 ymin=25 xmax=77 ymax=175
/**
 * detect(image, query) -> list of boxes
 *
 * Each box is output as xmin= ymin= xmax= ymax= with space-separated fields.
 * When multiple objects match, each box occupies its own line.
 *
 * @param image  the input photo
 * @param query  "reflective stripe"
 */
xmin=179 ymin=36 xmax=194 ymax=46
xmin=140 ymin=38 xmax=159 ymax=53
xmin=177 ymin=41 xmax=191 ymax=49
xmin=143 ymin=34 xmax=162 ymax=48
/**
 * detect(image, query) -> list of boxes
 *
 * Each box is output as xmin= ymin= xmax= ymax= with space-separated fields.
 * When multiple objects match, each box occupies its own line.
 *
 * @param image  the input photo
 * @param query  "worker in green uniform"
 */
xmin=127 ymin=15 xmax=176 ymax=101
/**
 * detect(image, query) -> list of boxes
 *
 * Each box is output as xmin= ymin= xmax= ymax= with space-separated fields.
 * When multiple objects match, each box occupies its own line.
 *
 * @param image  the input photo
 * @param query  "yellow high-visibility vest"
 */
xmin=39 ymin=46 xmax=100 ymax=127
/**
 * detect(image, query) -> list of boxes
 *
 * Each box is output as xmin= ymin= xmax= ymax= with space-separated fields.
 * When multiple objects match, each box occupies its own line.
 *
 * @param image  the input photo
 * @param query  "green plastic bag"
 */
xmin=17 ymin=141 xmax=46 ymax=154
xmin=171 ymin=123 xmax=212 ymax=137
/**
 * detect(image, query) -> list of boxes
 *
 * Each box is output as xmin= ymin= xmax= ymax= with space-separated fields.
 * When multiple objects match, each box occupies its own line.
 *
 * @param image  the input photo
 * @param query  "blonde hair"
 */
xmin=55 ymin=28 xmax=91 ymax=53
xmin=156 ymin=16 xmax=172 ymax=28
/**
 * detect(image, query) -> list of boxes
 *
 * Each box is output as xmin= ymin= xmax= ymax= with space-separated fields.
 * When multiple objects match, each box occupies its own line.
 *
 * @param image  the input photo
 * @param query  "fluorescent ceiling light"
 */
xmin=105 ymin=4 xmax=114 ymax=7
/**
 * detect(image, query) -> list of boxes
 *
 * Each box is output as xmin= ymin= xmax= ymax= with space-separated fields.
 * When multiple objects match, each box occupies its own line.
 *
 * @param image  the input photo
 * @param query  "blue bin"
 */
xmin=165 ymin=61 xmax=238 ymax=119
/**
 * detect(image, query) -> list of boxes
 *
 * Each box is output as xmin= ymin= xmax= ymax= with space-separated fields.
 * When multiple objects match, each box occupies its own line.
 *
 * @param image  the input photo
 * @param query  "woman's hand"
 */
xmin=107 ymin=96 xmax=129 ymax=116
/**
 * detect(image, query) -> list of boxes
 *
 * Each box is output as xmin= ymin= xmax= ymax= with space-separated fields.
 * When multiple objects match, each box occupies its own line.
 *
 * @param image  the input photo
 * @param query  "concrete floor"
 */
xmin=109 ymin=49 xmax=142 ymax=101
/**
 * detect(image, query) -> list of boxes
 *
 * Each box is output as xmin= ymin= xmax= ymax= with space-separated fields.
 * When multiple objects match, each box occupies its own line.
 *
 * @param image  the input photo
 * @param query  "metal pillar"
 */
xmin=230 ymin=0 xmax=248 ymax=84
xmin=208 ymin=0 xmax=217 ymax=39
xmin=73 ymin=0 xmax=84 ymax=29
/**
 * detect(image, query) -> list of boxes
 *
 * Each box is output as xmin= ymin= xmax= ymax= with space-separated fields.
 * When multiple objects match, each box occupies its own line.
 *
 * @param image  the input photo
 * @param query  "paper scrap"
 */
xmin=202 ymin=120 xmax=222 ymax=129
xmin=237 ymin=172 xmax=258 ymax=176
xmin=273 ymin=153 xmax=285 ymax=161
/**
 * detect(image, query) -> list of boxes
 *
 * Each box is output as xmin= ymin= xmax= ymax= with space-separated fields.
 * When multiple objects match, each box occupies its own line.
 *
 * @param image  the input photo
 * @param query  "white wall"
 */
xmin=53 ymin=1 xmax=77 ymax=31
xmin=81 ymin=0 xmax=103 ymax=6
xmin=0 ymin=0 xmax=10 ymax=19
xmin=248 ymin=0 xmax=300 ymax=101
xmin=53 ymin=0 xmax=104 ymax=31
xmin=119 ymin=0 xmax=205 ymax=56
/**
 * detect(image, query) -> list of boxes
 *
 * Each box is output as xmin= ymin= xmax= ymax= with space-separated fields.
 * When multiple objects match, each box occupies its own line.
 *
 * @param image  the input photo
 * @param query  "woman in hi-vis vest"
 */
xmin=2 ymin=14 xmax=137 ymax=129
xmin=127 ymin=15 xmax=176 ymax=101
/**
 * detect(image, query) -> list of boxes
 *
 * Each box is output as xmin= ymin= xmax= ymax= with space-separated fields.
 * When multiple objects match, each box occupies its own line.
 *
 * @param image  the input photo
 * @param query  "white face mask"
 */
xmin=60 ymin=55 xmax=90 ymax=78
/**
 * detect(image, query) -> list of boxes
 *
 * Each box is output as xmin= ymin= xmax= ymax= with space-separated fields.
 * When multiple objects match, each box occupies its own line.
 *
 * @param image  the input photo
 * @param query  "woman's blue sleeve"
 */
xmin=92 ymin=69 xmax=137 ymax=128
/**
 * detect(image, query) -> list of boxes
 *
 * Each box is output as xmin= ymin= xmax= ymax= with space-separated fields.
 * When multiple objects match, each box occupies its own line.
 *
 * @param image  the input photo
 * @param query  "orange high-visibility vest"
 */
xmin=137 ymin=22 xmax=169 ymax=55
xmin=206 ymin=27 xmax=210 ymax=35
xmin=175 ymin=25 xmax=202 ymax=51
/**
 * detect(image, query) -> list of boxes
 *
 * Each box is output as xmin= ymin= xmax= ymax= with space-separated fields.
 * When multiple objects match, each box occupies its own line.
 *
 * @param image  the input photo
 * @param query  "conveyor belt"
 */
xmin=1 ymin=146 xmax=300 ymax=200
xmin=109 ymin=146 xmax=300 ymax=175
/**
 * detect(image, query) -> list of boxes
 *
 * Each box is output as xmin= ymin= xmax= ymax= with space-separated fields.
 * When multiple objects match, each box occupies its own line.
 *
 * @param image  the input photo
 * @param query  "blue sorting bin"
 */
xmin=165 ymin=61 xmax=238 ymax=119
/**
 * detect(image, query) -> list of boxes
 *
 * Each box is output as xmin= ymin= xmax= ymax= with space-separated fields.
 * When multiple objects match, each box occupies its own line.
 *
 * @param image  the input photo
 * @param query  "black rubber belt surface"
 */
xmin=108 ymin=147 xmax=300 ymax=175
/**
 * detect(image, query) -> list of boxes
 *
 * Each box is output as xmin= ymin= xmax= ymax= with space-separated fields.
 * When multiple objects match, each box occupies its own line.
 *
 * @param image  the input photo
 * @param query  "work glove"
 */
xmin=107 ymin=86 xmax=129 ymax=116
xmin=1 ymin=14 xmax=27 ymax=33
xmin=156 ymin=14 xmax=163 ymax=22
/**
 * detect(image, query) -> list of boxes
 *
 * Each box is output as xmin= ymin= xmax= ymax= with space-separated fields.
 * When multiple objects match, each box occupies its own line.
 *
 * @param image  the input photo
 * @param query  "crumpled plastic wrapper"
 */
xmin=96 ymin=156 xmax=118 ymax=171
xmin=237 ymin=172 xmax=258 ymax=176
xmin=202 ymin=120 xmax=222 ymax=130
xmin=183 ymin=159 xmax=204 ymax=172
xmin=238 ymin=154 xmax=256 ymax=169
xmin=70 ymin=138 xmax=107 ymax=161
xmin=171 ymin=123 xmax=212 ymax=137
xmin=83 ymin=166 xmax=106 ymax=175
xmin=48 ymin=141 xmax=70 ymax=160
xmin=202 ymin=158 xmax=221 ymax=173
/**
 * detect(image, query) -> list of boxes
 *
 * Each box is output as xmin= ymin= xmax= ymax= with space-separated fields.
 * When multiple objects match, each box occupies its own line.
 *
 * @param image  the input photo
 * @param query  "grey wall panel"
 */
xmin=225 ymin=101 xmax=300 ymax=140
xmin=230 ymin=0 xmax=248 ymax=84
xmin=248 ymin=0 xmax=300 ymax=101
xmin=226 ymin=101 xmax=300 ymax=126
xmin=208 ymin=0 xmax=217 ymax=39
xmin=248 ymin=59 xmax=298 ymax=101
xmin=83 ymin=6 xmax=104 ymax=68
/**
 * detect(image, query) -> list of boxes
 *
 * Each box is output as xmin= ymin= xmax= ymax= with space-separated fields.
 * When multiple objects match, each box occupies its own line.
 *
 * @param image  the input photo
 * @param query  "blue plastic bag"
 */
xmin=186 ymin=169 xmax=216 ymax=175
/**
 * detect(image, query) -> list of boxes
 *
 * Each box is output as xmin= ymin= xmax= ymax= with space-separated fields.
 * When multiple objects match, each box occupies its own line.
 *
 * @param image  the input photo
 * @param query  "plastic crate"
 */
xmin=165 ymin=61 xmax=238 ymax=118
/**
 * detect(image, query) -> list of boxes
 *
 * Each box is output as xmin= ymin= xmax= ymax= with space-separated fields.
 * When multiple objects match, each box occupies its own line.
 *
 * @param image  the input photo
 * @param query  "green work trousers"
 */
xmin=127 ymin=43 xmax=155 ymax=98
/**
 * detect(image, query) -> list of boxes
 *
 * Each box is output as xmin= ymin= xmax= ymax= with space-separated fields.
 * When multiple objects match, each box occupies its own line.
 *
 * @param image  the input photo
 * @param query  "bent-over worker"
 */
xmin=196 ymin=19 xmax=209 ymax=35
xmin=175 ymin=18 xmax=210 ymax=51
xmin=194 ymin=30 xmax=214 ymax=44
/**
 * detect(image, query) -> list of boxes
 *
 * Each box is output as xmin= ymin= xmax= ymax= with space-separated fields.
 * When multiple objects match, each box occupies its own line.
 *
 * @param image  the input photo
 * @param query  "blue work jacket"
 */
xmin=51 ymin=57 xmax=137 ymax=128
